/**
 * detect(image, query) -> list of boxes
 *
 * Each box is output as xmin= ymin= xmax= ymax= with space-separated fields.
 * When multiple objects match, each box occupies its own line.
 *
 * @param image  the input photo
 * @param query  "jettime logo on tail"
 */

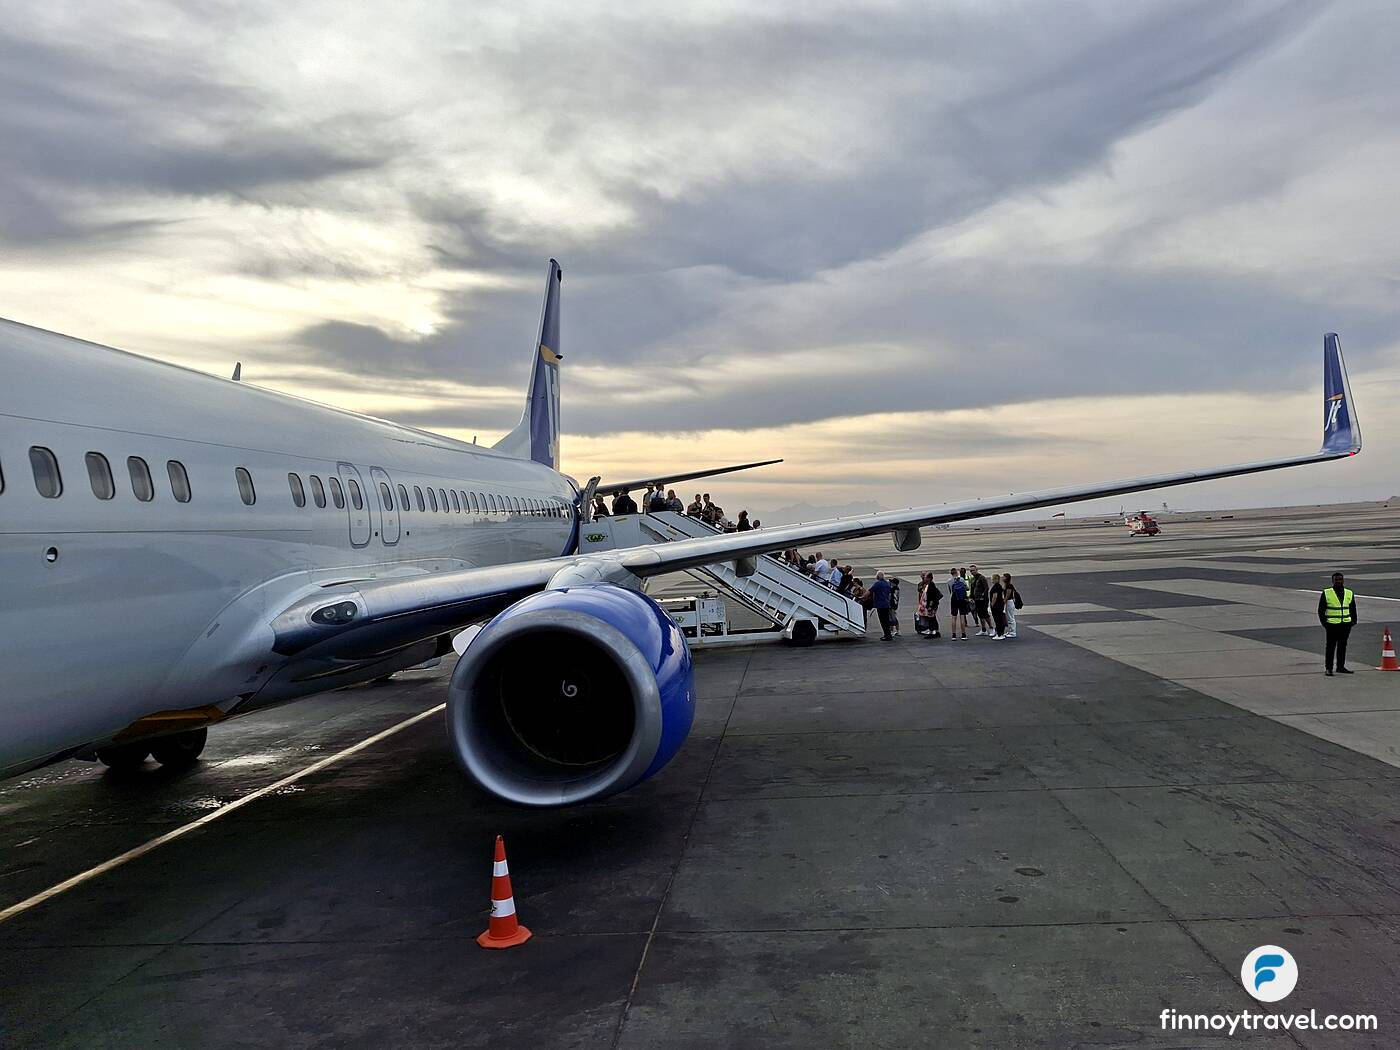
xmin=1325 ymin=393 xmax=1344 ymax=434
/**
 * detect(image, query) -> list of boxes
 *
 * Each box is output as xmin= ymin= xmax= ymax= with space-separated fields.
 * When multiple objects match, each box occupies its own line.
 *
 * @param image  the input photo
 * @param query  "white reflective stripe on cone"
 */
xmin=490 ymin=896 xmax=516 ymax=918
xmin=493 ymin=861 xmax=509 ymax=876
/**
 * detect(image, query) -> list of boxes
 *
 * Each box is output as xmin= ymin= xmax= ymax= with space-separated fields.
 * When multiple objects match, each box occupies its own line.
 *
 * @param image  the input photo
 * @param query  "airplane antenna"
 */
xmin=231 ymin=362 xmax=242 ymax=381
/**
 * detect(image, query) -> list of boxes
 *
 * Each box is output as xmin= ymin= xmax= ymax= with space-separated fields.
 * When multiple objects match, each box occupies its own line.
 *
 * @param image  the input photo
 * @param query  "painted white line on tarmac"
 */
xmin=1294 ymin=590 xmax=1400 ymax=603
xmin=0 ymin=703 xmax=446 ymax=925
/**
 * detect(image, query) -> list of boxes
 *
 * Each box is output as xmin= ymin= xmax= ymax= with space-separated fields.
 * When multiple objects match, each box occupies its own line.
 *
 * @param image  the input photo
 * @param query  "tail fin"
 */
xmin=1321 ymin=332 xmax=1360 ymax=456
xmin=493 ymin=259 xmax=562 ymax=469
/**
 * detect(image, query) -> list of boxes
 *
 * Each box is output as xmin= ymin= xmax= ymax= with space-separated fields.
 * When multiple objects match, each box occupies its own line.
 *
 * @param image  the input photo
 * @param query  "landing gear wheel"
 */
xmin=149 ymin=728 xmax=208 ymax=768
xmin=96 ymin=742 xmax=150 ymax=771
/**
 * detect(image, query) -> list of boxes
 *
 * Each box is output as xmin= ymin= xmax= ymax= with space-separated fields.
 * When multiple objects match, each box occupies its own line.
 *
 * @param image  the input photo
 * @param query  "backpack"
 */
xmin=951 ymin=578 xmax=966 ymax=601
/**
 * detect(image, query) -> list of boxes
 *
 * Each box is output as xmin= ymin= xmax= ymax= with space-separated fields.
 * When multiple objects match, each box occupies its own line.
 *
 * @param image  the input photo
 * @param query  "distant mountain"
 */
xmin=759 ymin=500 xmax=889 ymax=526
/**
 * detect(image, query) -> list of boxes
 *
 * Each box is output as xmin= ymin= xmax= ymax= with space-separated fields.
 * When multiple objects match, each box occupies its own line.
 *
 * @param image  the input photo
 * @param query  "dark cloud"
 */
xmin=270 ymin=1 xmax=1358 ymax=420
xmin=0 ymin=26 xmax=395 ymax=245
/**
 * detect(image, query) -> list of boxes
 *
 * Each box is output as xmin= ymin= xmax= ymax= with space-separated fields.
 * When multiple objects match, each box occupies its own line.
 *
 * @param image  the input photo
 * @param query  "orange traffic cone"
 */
xmin=1380 ymin=627 xmax=1400 ymax=672
xmin=477 ymin=835 xmax=532 ymax=949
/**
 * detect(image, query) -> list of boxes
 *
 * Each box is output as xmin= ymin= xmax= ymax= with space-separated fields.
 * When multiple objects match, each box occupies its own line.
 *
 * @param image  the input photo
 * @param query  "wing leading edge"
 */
xmin=277 ymin=335 xmax=1358 ymax=660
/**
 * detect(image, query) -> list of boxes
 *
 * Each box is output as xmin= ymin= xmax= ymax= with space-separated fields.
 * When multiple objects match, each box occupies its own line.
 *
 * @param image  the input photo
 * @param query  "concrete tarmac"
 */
xmin=3 ymin=505 xmax=1400 ymax=1048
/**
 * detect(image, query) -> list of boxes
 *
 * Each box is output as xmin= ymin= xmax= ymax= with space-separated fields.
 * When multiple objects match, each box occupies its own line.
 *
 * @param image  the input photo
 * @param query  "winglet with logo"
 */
xmin=1321 ymin=332 xmax=1361 ymax=456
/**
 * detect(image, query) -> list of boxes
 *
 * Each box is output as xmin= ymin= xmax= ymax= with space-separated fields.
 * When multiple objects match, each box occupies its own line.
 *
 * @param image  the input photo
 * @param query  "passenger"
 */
xmin=805 ymin=554 xmax=818 ymax=576
xmin=1318 ymin=571 xmax=1358 ymax=675
xmin=917 ymin=572 xmax=943 ymax=639
xmin=948 ymin=567 xmax=969 ymax=639
xmin=750 ymin=518 xmax=761 ymax=529
xmin=648 ymin=485 xmax=669 ymax=513
xmin=687 ymin=493 xmax=704 ymax=516
xmin=736 ymin=510 xmax=752 ymax=531
xmin=829 ymin=562 xmax=844 ymax=590
xmin=969 ymin=564 xmax=991 ymax=636
xmin=666 ymin=489 xmax=684 ymax=512
xmin=612 ymin=490 xmax=638 ymax=515
xmin=989 ymin=574 xmax=1007 ymax=639
xmin=1002 ymin=572 xmax=1022 ymax=639
xmin=813 ymin=552 xmax=832 ymax=584
xmin=869 ymin=571 xmax=894 ymax=641
xmin=888 ymin=577 xmax=901 ymax=637
xmin=591 ymin=494 xmax=609 ymax=518
xmin=837 ymin=565 xmax=856 ymax=596
xmin=850 ymin=577 xmax=870 ymax=625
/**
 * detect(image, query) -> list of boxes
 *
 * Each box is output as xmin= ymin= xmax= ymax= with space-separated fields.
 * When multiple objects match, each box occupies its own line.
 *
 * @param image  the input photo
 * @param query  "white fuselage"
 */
xmin=0 ymin=320 xmax=578 ymax=778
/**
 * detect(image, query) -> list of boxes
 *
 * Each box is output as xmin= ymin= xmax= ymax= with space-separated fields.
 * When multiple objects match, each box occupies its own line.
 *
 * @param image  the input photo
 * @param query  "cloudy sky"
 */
xmin=4 ymin=0 xmax=1398 ymax=518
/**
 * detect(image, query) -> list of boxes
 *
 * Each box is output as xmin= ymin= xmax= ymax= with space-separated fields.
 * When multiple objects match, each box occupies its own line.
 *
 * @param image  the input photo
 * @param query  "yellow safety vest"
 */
xmin=1322 ymin=587 xmax=1354 ymax=625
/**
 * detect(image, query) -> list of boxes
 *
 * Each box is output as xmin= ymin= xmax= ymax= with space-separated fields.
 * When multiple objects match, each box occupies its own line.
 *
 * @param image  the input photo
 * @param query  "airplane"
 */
xmin=0 ymin=260 xmax=1362 ymax=806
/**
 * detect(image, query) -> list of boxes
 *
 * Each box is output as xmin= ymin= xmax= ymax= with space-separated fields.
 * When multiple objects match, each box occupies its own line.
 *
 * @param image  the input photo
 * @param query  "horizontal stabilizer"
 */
xmin=594 ymin=458 xmax=783 ymax=498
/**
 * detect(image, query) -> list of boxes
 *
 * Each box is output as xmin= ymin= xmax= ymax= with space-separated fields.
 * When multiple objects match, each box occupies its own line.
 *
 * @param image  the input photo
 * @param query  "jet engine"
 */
xmin=446 ymin=584 xmax=694 ymax=806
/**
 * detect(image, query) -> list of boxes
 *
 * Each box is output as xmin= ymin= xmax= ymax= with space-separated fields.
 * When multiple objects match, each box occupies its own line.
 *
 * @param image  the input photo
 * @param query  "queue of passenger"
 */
xmin=595 ymin=486 xmax=762 ymax=532
xmin=592 ymin=490 xmax=1025 ymax=641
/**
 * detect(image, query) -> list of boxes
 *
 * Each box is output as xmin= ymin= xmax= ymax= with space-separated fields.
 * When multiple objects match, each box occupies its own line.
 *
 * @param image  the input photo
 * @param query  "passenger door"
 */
xmin=370 ymin=467 xmax=401 ymax=545
xmin=337 ymin=462 xmax=372 ymax=547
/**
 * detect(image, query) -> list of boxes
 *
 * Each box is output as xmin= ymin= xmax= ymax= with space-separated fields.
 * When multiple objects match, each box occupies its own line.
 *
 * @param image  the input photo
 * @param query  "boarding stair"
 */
xmin=577 ymin=511 xmax=866 ymax=639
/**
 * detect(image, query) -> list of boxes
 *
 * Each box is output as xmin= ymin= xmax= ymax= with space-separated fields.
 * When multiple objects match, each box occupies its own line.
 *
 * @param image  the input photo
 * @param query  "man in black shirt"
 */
xmin=1317 ymin=571 xmax=1358 ymax=676
xmin=611 ymin=490 xmax=638 ymax=515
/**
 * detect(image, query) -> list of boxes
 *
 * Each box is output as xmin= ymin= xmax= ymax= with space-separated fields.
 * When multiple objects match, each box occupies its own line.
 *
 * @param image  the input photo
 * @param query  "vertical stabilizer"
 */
xmin=493 ymin=260 xmax=562 ymax=469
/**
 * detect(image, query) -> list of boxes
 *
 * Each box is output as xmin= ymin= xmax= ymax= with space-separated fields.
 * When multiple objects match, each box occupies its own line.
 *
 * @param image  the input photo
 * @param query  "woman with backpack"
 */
xmin=947 ymin=567 xmax=968 ymax=639
xmin=1002 ymin=573 xmax=1023 ymax=639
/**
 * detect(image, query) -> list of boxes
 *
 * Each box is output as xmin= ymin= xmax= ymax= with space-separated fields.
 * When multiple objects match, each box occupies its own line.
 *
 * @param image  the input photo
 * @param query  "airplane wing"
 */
xmin=275 ymin=334 xmax=1358 ymax=660
xmin=593 ymin=458 xmax=783 ymax=498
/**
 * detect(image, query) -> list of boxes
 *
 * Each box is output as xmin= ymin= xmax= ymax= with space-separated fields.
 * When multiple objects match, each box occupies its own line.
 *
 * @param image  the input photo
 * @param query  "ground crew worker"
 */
xmin=1318 ymin=571 xmax=1358 ymax=676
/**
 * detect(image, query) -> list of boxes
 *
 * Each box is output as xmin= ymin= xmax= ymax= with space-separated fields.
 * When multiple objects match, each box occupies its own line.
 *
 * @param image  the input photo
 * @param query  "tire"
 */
xmin=149 ymin=728 xmax=208 ymax=768
xmin=787 ymin=620 xmax=818 ymax=647
xmin=96 ymin=742 xmax=150 ymax=771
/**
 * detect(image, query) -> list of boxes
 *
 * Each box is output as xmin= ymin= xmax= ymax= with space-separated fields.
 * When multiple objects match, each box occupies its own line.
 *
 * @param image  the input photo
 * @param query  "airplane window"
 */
xmin=128 ymin=457 xmax=155 ymax=502
xmin=427 ymin=487 xmax=438 ymax=512
xmin=310 ymin=474 xmax=326 ymax=508
xmin=329 ymin=476 xmax=345 ymax=509
xmin=167 ymin=460 xmax=192 ymax=503
xmin=29 ymin=446 xmax=63 ymax=498
xmin=459 ymin=489 xmax=468 ymax=511
xmin=486 ymin=493 xmax=497 ymax=514
xmin=414 ymin=485 xmax=425 ymax=512
xmin=397 ymin=483 xmax=409 ymax=511
xmin=379 ymin=482 xmax=394 ymax=511
xmin=288 ymin=473 xmax=306 ymax=508
xmin=348 ymin=479 xmax=363 ymax=510
xmin=438 ymin=488 xmax=448 ymax=512
xmin=512 ymin=496 xmax=522 ymax=515
xmin=236 ymin=467 xmax=256 ymax=505
xmin=85 ymin=452 xmax=115 ymax=500
xmin=450 ymin=489 xmax=460 ymax=513
xmin=468 ymin=491 xmax=479 ymax=513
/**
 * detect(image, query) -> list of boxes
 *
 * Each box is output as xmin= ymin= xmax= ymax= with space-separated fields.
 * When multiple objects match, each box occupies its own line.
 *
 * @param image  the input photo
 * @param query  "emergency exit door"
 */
xmin=337 ymin=462 xmax=371 ymax=547
xmin=370 ymin=467 xmax=401 ymax=545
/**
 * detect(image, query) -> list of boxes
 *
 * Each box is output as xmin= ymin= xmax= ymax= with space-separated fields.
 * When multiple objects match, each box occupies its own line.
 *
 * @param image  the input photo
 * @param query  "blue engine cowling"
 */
xmin=446 ymin=584 xmax=694 ymax=806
